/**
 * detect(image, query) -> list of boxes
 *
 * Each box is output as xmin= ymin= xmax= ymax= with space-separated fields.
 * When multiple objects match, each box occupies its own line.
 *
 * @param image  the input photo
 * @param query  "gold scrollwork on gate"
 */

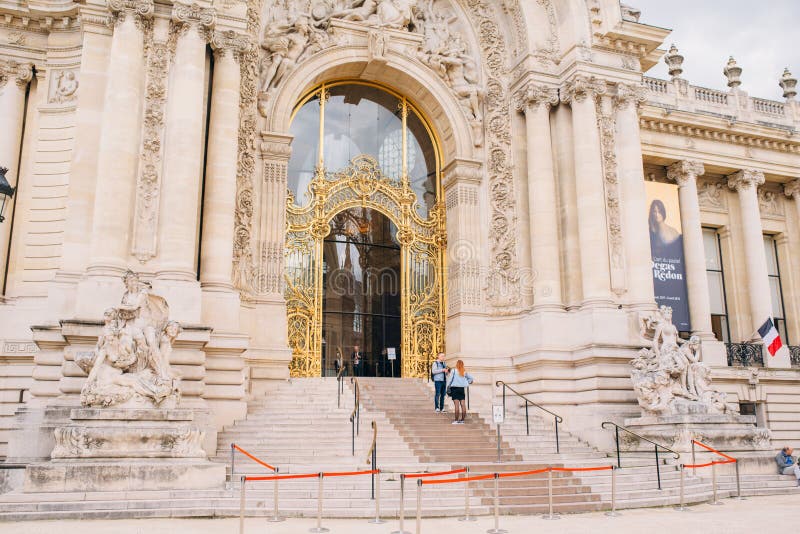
xmin=285 ymin=153 xmax=446 ymax=378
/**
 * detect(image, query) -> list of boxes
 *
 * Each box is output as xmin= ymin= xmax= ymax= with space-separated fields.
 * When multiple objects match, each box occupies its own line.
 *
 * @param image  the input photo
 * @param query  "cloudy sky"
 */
xmin=634 ymin=0 xmax=799 ymax=101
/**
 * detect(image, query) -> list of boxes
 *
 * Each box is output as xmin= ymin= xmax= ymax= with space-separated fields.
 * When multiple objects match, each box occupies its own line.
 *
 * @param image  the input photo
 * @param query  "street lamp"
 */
xmin=0 ymin=167 xmax=14 ymax=223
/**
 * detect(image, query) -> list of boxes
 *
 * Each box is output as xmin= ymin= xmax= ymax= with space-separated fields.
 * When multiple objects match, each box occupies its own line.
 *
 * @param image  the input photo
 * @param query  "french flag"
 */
xmin=758 ymin=317 xmax=783 ymax=357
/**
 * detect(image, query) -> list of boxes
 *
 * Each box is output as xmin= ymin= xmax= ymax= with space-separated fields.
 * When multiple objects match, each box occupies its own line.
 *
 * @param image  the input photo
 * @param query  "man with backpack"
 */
xmin=431 ymin=352 xmax=449 ymax=413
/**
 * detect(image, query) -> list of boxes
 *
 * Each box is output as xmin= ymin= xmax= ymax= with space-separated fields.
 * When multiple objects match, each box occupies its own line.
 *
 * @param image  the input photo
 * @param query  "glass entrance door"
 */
xmin=321 ymin=208 xmax=402 ymax=377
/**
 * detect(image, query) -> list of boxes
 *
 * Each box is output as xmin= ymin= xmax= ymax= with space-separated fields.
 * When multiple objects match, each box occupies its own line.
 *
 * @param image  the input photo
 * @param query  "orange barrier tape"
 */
xmin=323 ymin=469 xmax=380 ymax=477
xmin=684 ymin=460 xmax=735 ymax=469
xmin=692 ymin=440 xmax=737 ymax=462
xmin=404 ymin=468 xmax=467 ymax=479
xmin=244 ymin=473 xmax=319 ymax=482
xmin=498 ymin=468 xmax=549 ymax=479
xmin=551 ymin=465 xmax=614 ymax=472
xmin=233 ymin=444 xmax=276 ymax=472
xmin=421 ymin=473 xmax=496 ymax=485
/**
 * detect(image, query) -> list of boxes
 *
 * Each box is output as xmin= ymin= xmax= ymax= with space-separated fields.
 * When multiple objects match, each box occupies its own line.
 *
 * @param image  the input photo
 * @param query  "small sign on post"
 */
xmin=492 ymin=405 xmax=505 ymax=424
xmin=387 ymin=348 xmax=396 ymax=360
xmin=493 ymin=405 xmax=504 ymax=463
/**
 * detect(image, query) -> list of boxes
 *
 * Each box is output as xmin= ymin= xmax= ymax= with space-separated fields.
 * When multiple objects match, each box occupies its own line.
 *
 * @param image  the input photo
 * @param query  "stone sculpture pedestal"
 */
xmin=24 ymin=408 xmax=225 ymax=492
xmin=622 ymin=411 xmax=772 ymax=453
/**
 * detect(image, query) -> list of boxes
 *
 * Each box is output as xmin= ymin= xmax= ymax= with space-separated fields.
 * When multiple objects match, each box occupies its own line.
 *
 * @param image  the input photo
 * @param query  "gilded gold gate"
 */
xmin=284 ymin=82 xmax=446 ymax=378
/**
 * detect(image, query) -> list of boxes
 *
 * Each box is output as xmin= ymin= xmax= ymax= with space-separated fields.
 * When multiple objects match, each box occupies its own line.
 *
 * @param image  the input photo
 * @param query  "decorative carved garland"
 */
xmin=132 ymin=31 xmax=173 ymax=262
xmin=595 ymin=92 xmax=625 ymax=293
xmin=232 ymin=0 xmax=263 ymax=294
xmin=460 ymin=0 xmax=520 ymax=312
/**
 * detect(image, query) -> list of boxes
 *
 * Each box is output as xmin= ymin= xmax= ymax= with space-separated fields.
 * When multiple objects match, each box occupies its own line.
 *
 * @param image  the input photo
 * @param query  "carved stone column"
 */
xmin=86 ymin=0 xmax=153 ymax=275
xmin=785 ymin=179 xmax=800 ymax=225
xmin=667 ymin=160 xmax=715 ymax=340
xmin=246 ymin=132 xmax=293 ymax=388
xmin=728 ymin=170 xmax=788 ymax=367
xmin=519 ymin=84 xmax=562 ymax=310
xmin=442 ymin=158 xmax=484 ymax=315
xmin=200 ymin=31 xmax=248 ymax=332
xmin=615 ymin=83 xmax=655 ymax=309
xmin=156 ymin=3 xmax=215 ymax=282
xmin=0 ymin=60 xmax=33 ymax=293
xmin=561 ymin=75 xmax=613 ymax=307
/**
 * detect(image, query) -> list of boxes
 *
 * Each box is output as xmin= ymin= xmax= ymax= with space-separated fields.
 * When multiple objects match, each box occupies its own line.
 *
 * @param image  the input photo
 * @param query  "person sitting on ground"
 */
xmin=446 ymin=359 xmax=473 ymax=425
xmin=775 ymin=445 xmax=800 ymax=485
xmin=431 ymin=352 xmax=449 ymax=413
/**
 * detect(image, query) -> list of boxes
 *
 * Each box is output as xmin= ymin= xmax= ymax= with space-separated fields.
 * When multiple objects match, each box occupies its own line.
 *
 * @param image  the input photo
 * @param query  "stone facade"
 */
xmin=0 ymin=0 xmax=799 ymax=469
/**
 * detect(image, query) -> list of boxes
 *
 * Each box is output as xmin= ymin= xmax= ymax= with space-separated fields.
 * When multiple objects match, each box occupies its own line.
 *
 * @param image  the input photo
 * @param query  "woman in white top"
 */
xmin=446 ymin=359 xmax=473 ymax=424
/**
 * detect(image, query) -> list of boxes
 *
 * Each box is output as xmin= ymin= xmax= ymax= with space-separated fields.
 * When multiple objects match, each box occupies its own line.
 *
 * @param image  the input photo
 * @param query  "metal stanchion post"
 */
xmin=268 ymin=467 xmax=284 ymax=522
xmin=496 ymin=424 xmax=500 ymax=462
xmin=674 ymin=465 xmax=689 ymax=512
xmin=542 ymin=468 xmax=560 ymax=520
xmin=309 ymin=473 xmax=329 ymax=533
xmin=369 ymin=470 xmax=386 ymax=524
xmin=231 ymin=443 xmax=236 ymax=489
xmin=458 ymin=467 xmax=476 ymax=522
xmin=392 ymin=474 xmax=410 ymax=534
xmin=605 ymin=466 xmax=620 ymax=517
xmin=735 ymin=460 xmax=746 ymax=500
xmin=415 ymin=480 xmax=422 ymax=534
xmin=486 ymin=473 xmax=507 ymax=534
xmin=710 ymin=462 xmax=723 ymax=506
xmin=239 ymin=475 xmax=246 ymax=534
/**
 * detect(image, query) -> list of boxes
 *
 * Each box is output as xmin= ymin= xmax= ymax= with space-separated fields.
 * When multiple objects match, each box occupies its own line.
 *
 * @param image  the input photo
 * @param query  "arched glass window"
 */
xmin=287 ymin=82 xmax=439 ymax=217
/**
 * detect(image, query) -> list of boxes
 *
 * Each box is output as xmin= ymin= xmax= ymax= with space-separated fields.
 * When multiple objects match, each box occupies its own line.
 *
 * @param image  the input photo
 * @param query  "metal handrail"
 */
xmin=496 ymin=380 xmax=563 ymax=453
xmin=366 ymin=420 xmax=378 ymax=499
xmin=349 ymin=377 xmax=360 ymax=455
xmin=601 ymin=421 xmax=680 ymax=490
xmin=336 ymin=366 xmax=347 ymax=408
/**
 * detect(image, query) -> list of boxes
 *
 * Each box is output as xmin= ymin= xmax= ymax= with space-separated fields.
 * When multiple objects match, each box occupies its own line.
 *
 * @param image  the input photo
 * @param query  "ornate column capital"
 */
xmin=108 ymin=0 xmax=154 ymax=27
xmin=614 ymin=82 xmax=647 ymax=109
xmin=783 ymin=179 xmax=800 ymax=200
xmin=0 ymin=60 xmax=33 ymax=88
xmin=442 ymin=157 xmax=483 ymax=190
xmin=172 ymin=2 xmax=215 ymax=34
xmin=727 ymin=169 xmax=765 ymax=193
xmin=560 ymin=74 xmax=607 ymax=104
xmin=210 ymin=30 xmax=252 ymax=61
xmin=514 ymin=83 xmax=558 ymax=113
xmin=666 ymin=160 xmax=705 ymax=187
xmin=259 ymin=131 xmax=293 ymax=162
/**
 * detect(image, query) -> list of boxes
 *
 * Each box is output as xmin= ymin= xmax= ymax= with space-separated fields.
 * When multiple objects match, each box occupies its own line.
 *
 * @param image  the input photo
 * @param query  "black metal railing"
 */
xmin=726 ymin=342 xmax=764 ymax=367
xmin=496 ymin=381 xmax=563 ymax=453
xmin=601 ymin=422 xmax=680 ymax=490
xmin=366 ymin=420 xmax=378 ymax=499
xmin=349 ymin=377 xmax=360 ymax=456
xmin=336 ymin=366 xmax=347 ymax=408
xmin=789 ymin=346 xmax=800 ymax=367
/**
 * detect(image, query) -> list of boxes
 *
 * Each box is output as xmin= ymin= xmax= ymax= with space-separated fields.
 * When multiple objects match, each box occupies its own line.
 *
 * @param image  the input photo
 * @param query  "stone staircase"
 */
xmin=1 ymin=376 xmax=797 ymax=521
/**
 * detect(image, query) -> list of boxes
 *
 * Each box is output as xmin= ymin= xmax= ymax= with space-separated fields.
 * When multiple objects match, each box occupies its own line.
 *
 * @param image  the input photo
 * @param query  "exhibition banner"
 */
xmin=645 ymin=181 xmax=691 ymax=331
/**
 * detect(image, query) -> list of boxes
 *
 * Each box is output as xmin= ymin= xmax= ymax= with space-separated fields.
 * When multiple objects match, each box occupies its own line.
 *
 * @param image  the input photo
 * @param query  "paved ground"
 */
xmin=5 ymin=493 xmax=799 ymax=534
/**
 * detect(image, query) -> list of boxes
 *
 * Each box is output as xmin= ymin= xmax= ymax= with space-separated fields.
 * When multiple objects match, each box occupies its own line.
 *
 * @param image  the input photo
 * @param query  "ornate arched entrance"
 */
xmin=284 ymin=81 xmax=446 ymax=378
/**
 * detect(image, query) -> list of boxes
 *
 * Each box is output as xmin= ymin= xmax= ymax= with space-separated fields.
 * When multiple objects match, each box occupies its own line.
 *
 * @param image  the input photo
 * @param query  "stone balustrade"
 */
xmin=643 ymin=76 xmax=799 ymax=128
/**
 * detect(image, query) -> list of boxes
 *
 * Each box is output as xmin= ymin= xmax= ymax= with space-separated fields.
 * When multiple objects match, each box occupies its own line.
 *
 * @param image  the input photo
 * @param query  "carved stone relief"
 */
xmin=758 ymin=187 xmax=784 ymax=218
xmin=697 ymin=179 xmax=727 ymax=211
xmin=48 ymin=69 xmax=79 ymax=104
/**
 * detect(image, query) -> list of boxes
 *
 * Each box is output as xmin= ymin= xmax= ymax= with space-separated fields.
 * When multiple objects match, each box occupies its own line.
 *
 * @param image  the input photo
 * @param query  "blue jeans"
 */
xmin=434 ymin=381 xmax=446 ymax=410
